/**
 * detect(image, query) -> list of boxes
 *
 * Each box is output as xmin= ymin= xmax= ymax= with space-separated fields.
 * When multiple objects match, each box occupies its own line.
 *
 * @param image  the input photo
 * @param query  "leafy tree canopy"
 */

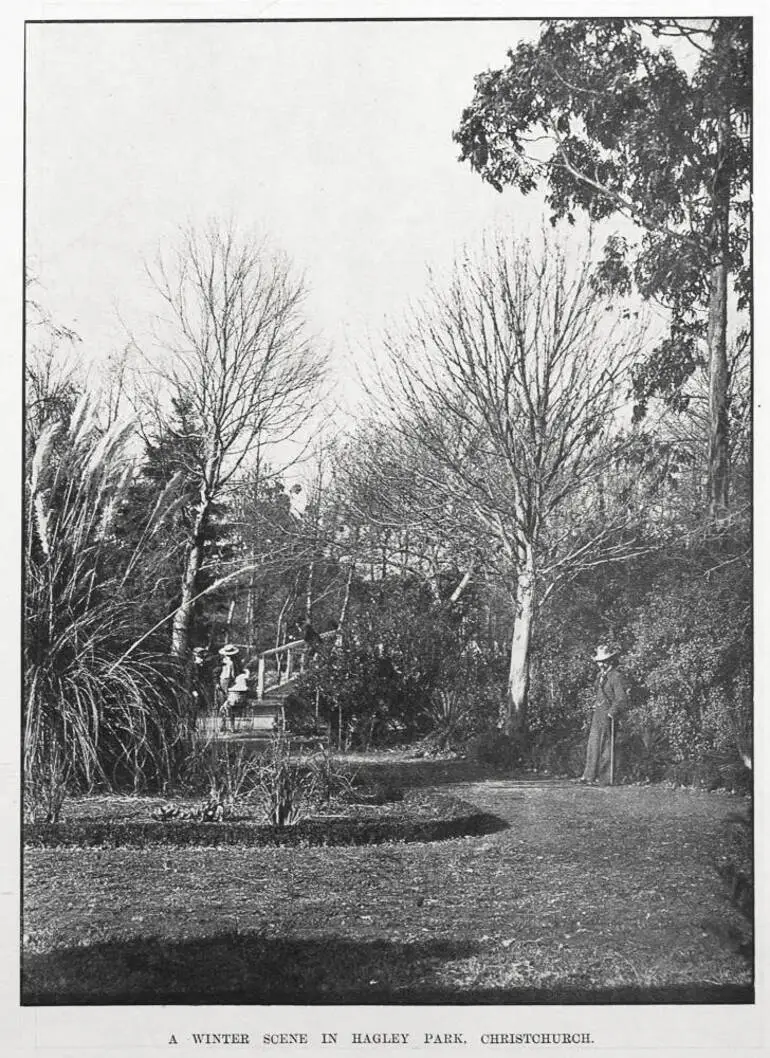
xmin=454 ymin=18 xmax=751 ymax=414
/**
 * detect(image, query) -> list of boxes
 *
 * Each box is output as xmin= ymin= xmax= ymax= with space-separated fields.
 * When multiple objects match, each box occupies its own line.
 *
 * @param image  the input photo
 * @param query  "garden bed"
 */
xmin=24 ymin=789 xmax=506 ymax=849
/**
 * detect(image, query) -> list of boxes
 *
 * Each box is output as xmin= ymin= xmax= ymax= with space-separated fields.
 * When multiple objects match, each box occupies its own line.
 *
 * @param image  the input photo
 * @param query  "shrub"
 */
xmin=254 ymin=733 xmax=314 ymax=827
xmin=527 ymin=536 xmax=751 ymax=788
xmin=303 ymin=746 xmax=357 ymax=805
xmin=290 ymin=641 xmax=417 ymax=750
xmin=290 ymin=575 xmax=505 ymax=751
xmin=421 ymin=672 xmax=507 ymax=750
xmin=465 ymin=729 xmax=519 ymax=768
xmin=526 ymin=731 xmax=585 ymax=776
xmin=181 ymin=733 xmax=262 ymax=806
xmin=23 ymin=742 xmax=70 ymax=824
xmin=616 ymin=727 xmax=669 ymax=783
xmin=280 ymin=693 xmax=331 ymax=738
xmin=622 ymin=568 xmax=751 ymax=786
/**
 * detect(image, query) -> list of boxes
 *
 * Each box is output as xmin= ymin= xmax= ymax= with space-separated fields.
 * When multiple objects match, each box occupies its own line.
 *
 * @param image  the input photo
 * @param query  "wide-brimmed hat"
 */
xmin=219 ymin=644 xmax=240 ymax=657
xmin=592 ymin=644 xmax=619 ymax=663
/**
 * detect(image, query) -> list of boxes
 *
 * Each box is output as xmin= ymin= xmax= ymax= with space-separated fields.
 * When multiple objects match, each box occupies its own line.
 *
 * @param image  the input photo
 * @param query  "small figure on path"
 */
xmin=191 ymin=646 xmax=214 ymax=713
xmin=217 ymin=643 xmax=241 ymax=732
xmin=579 ymin=644 xmax=627 ymax=785
xmin=226 ymin=667 xmax=251 ymax=732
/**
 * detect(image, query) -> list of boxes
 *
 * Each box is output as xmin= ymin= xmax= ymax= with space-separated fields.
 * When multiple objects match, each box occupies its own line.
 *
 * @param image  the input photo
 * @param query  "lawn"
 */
xmin=22 ymin=755 xmax=752 ymax=1004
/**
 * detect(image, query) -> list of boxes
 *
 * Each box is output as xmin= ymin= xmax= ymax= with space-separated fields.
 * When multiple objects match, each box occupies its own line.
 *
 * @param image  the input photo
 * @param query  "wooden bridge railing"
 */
xmin=250 ymin=629 xmax=337 ymax=701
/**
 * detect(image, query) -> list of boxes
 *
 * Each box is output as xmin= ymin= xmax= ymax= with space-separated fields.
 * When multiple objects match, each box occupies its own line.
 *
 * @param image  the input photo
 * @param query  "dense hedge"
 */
xmin=24 ymin=797 xmax=506 ymax=849
xmin=523 ymin=535 xmax=752 ymax=790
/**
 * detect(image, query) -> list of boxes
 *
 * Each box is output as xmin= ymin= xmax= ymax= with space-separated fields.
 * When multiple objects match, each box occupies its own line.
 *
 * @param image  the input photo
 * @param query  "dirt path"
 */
xmin=444 ymin=774 xmax=744 ymax=845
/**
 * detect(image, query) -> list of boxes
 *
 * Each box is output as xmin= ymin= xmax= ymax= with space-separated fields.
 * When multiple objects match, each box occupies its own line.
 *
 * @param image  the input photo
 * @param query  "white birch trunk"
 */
xmin=504 ymin=545 xmax=536 ymax=736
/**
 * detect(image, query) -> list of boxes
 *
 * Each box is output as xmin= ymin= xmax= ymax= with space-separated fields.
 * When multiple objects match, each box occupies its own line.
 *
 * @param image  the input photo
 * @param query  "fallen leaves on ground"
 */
xmin=22 ymin=757 xmax=752 ymax=1003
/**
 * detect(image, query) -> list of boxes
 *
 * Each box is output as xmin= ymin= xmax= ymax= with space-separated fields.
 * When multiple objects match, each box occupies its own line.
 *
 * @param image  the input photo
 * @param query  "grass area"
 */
xmin=22 ymin=756 xmax=752 ymax=1004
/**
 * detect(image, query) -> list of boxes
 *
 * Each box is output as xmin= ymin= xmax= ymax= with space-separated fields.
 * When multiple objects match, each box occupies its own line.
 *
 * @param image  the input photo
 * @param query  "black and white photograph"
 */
xmin=13 ymin=2 xmax=761 ymax=1048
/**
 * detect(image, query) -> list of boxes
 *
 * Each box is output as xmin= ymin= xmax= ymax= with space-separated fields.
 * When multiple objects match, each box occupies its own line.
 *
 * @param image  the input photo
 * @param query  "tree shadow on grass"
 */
xmin=22 ymin=931 xmax=752 ymax=1006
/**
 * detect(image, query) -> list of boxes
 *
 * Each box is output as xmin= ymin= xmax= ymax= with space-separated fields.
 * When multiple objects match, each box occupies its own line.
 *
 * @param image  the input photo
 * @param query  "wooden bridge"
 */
xmin=196 ymin=630 xmax=336 ymax=737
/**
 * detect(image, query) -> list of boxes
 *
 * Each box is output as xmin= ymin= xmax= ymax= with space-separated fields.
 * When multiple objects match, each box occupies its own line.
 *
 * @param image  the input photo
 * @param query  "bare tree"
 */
xmin=135 ymin=223 xmax=326 ymax=655
xmin=378 ymin=233 xmax=648 ymax=735
xmin=25 ymin=279 xmax=83 ymax=445
xmin=332 ymin=423 xmax=485 ymax=607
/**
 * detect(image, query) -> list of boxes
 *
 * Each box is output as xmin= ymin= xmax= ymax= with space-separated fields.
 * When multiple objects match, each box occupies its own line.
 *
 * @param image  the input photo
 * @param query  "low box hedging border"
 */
xmin=24 ymin=799 xmax=506 ymax=849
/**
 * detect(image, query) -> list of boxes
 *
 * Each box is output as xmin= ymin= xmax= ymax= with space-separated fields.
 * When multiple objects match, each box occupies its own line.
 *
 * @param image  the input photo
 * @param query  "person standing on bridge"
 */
xmin=578 ymin=644 xmax=627 ymax=785
xmin=294 ymin=619 xmax=323 ymax=662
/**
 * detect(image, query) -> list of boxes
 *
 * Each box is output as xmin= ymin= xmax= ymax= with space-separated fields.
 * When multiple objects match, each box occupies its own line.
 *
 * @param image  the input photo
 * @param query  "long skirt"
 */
xmin=582 ymin=711 xmax=614 ymax=782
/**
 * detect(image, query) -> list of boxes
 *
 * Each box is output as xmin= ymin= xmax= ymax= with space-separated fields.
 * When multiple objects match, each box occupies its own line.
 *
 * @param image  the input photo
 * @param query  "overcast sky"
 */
xmin=25 ymin=20 xmax=560 ymax=423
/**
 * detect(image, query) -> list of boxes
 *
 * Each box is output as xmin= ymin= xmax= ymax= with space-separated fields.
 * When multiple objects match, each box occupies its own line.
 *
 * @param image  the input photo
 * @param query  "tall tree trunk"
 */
xmin=275 ymin=591 xmax=293 ymax=650
xmin=305 ymin=557 xmax=314 ymax=624
xmin=338 ymin=562 xmax=355 ymax=636
xmin=245 ymin=546 xmax=256 ymax=651
xmin=305 ymin=480 xmax=324 ymax=622
xmin=172 ymin=449 xmax=220 ymax=657
xmin=707 ymin=117 xmax=731 ymax=522
xmin=305 ymin=511 xmax=317 ymax=624
xmin=171 ymin=503 xmax=210 ymax=656
xmin=504 ymin=545 xmax=535 ymax=737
